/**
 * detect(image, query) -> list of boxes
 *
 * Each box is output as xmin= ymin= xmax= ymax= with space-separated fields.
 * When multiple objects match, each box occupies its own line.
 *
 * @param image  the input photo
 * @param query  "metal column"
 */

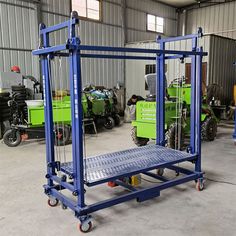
xmin=190 ymin=37 xmax=197 ymax=154
xmin=156 ymin=36 xmax=165 ymax=146
xmin=69 ymin=41 xmax=85 ymax=208
xmin=40 ymin=24 xmax=55 ymax=185
xmin=195 ymin=47 xmax=203 ymax=172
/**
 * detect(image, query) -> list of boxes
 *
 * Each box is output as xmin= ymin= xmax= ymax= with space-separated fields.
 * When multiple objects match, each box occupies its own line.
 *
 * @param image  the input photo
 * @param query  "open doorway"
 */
xmin=185 ymin=62 xmax=207 ymax=95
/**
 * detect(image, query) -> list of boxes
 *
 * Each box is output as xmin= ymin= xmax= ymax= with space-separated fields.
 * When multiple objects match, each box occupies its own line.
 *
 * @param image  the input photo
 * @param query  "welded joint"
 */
xmin=47 ymin=161 xmax=61 ymax=171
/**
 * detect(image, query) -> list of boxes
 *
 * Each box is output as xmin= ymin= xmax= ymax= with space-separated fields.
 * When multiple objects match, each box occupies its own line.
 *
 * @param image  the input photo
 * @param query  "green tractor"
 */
xmin=82 ymin=87 xmax=120 ymax=129
xmin=3 ymin=87 xmax=120 ymax=147
xmin=131 ymin=76 xmax=217 ymax=148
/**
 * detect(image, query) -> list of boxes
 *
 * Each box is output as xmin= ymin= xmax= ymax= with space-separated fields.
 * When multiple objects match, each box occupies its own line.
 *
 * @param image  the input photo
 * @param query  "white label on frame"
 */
xmin=74 ymin=74 xmax=77 ymax=95
xmin=43 ymin=75 xmax=46 ymax=107
xmin=75 ymin=99 xmax=78 ymax=118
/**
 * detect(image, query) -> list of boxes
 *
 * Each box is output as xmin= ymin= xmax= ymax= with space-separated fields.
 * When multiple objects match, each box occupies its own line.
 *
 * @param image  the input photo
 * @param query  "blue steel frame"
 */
xmin=232 ymin=63 xmax=236 ymax=142
xmin=234 ymin=115 xmax=236 ymax=142
xmin=33 ymin=13 xmax=207 ymax=224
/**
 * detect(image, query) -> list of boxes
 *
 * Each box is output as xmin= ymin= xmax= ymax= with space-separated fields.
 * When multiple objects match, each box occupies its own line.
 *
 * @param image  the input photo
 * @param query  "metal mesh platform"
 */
xmin=61 ymin=145 xmax=197 ymax=186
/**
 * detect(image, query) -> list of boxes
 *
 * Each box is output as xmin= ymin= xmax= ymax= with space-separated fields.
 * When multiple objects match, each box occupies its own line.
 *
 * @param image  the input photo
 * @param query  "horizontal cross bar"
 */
xmin=81 ymin=54 xmax=156 ymax=60
xmin=78 ymin=45 xmax=207 ymax=56
xmin=33 ymin=44 xmax=207 ymax=57
xmin=51 ymin=52 xmax=190 ymax=61
xmin=77 ymin=173 xmax=199 ymax=216
xmin=142 ymin=171 xmax=169 ymax=182
xmin=40 ymin=18 xmax=78 ymax=35
xmin=157 ymin=33 xmax=200 ymax=43
xmin=51 ymin=175 xmax=74 ymax=192
xmin=32 ymin=44 xmax=69 ymax=55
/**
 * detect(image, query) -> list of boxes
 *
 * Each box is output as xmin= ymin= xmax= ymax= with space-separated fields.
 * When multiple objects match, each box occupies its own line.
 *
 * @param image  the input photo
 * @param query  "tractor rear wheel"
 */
xmin=103 ymin=116 xmax=115 ymax=129
xmin=201 ymin=117 xmax=217 ymax=141
xmin=114 ymin=114 xmax=121 ymax=126
xmin=131 ymin=127 xmax=149 ymax=146
xmin=167 ymin=123 xmax=185 ymax=150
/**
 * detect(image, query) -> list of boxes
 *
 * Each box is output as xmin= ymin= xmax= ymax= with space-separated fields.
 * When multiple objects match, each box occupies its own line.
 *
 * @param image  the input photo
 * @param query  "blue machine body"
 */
xmin=33 ymin=13 xmax=207 ymax=226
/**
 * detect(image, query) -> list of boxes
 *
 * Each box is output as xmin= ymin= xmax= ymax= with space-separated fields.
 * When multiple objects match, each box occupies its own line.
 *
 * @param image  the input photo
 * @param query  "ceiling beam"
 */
xmin=150 ymin=0 xmax=178 ymax=8
xmin=178 ymin=0 xmax=236 ymax=11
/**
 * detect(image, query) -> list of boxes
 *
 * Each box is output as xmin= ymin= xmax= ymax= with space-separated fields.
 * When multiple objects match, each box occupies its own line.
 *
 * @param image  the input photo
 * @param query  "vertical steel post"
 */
xmin=68 ymin=16 xmax=85 ymax=208
xmin=156 ymin=37 xmax=165 ymax=146
xmin=233 ymin=106 xmax=236 ymax=142
xmin=190 ymin=37 xmax=197 ymax=154
xmin=195 ymin=47 xmax=203 ymax=172
xmin=234 ymin=113 xmax=236 ymax=142
xmin=40 ymin=24 xmax=55 ymax=185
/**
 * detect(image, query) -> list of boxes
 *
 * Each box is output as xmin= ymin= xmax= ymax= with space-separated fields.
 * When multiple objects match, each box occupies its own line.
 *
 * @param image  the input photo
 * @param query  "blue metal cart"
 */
xmin=33 ymin=11 xmax=207 ymax=233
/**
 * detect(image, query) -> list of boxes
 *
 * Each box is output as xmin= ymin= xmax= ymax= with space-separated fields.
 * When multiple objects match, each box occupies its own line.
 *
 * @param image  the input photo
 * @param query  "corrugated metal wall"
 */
xmin=0 ymin=0 xmax=125 ymax=89
xmin=208 ymin=35 xmax=236 ymax=104
xmin=41 ymin=0 xmax=71 ymax=89
xmin=0 ymin=0 xmax=178 ymax=90
xmin=126 ymin=0 xmax=177 ymax=42
xmin=0 ymin=0 xmax=39 ymax=78
xmin=79 ymin=0 xmax=124 ymax=88
xmin=41 ymin=0 xmax=124 ymax=89
xmin=182 ymin=1 xmax=236 ymax=39
xmin=125 ymin=36 xmax=210 ymax=100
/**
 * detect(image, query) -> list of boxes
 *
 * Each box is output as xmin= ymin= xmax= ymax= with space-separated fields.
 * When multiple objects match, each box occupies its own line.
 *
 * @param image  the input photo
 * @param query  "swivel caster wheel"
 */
xmin=157 ymin=168 xmax=164 ymax=176
xmin=47 ymin=198 xmax=59 ymax=207
xmin=78 ymin=220 xmax=92 ymax=233
xmin=196 ymin=179 xmax=204 ymax=191
xmin=62 ymin=204 xmax=67 ymax=210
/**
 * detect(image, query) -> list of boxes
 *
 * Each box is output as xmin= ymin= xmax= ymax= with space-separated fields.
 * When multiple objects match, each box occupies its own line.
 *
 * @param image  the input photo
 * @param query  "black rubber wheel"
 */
xmin=16 ymin=102 xmax=27 ymax=107
xmin=0 ymin=92 xmax=10 ymax=97
xmin=0 ymin=97 xmax=10 ymax=102
xmin=157 ymin=168 xmax=164 ymax=176
xmin=201 ymin=117 xmax=217 ymax=141
xmin=113 ymin=114 xmax=121 ymax=126
xmin=54 ymin=125 xmax=70 ymax=146
xmin=14 ymin=95 xmax=27 ymax=100
xmin=196 ymin=179 xmax=204 ymax=191
xmin=12 ymin=89 xmax=26 ymax=93
xmin=3 ymin=129 xmax=22 ymax=147
xmin=1 ymin=113 xmax=11 ymax=121
xmin=103 ymin=116 xmax=115 ymax=129
xmin=47 ymin=198 xmax=59 ymax=207
xmin=11 ymin=85 xmax=25 ymax=90
xmin=131 ymin=126 xmax=149 ymax=146
xmin=167 ymin=123 xmax=185 ymax=150
xmin=1 ymin=110 xmax=11 ymax=115
xmin=79 ymin=221 xmax=92 ymax=233
xmin=0 ymin=104 xmax=10 ymax=109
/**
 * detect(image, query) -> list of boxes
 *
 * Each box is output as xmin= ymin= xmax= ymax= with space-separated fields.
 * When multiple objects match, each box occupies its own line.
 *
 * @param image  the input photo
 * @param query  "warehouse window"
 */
xmin=72 ymin=0 xmax=100 ymax=20
xmin=145 ymin=64 xmax=156 ymax=75
xmin=147 ymin=14 xmax=164 ymax=33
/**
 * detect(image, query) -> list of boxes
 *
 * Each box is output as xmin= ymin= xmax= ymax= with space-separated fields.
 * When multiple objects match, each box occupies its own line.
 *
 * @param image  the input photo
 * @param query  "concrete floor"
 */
xmin=0 ymin=122 xmax=236 ymax=236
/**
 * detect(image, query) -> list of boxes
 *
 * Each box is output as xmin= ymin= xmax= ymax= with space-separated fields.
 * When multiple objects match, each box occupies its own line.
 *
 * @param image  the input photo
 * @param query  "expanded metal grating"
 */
xmin=61 ymin=145 xmax=196 ymax=186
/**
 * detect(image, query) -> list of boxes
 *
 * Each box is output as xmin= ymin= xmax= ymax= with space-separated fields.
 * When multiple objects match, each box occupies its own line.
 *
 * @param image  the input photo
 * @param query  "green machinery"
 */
xmin=3 ymin=91 xmax=120 ymax=147
xmin=28 ymin=100 xmax=71 ymax=127
xmin=132 ymin=82 xmax=217 ymax=148
xmin=28 ymin=92 xmax=118 ymax=127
